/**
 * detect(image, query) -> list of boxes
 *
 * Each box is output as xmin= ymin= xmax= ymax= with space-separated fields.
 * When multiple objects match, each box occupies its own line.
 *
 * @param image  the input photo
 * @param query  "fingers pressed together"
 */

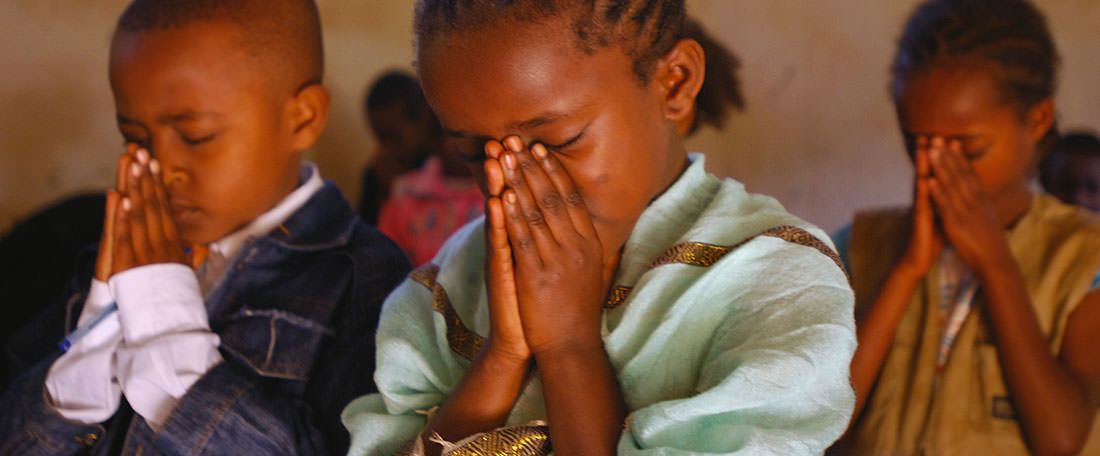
xmin=97 ymin=145 xmax=188 ymax=279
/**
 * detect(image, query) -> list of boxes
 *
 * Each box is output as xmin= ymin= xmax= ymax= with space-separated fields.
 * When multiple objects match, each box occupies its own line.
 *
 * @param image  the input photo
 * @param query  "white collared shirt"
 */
xmin=45 ymin=163 xmax=324 ymax=429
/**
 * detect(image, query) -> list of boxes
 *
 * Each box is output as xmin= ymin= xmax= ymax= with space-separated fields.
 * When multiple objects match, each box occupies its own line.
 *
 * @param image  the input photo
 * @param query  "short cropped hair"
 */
xmin=115 ymin=0 xmax=324 ymax=92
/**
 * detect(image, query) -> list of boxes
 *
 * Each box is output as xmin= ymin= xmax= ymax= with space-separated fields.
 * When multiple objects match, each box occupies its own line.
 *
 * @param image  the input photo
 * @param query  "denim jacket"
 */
xmin=0 ymin=182 xmax=411 ymax=455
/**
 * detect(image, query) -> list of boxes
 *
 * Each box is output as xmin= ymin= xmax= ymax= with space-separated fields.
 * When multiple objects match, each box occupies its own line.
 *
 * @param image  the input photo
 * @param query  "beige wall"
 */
xmin=2 ymin=0 xmax=1098 ymax=235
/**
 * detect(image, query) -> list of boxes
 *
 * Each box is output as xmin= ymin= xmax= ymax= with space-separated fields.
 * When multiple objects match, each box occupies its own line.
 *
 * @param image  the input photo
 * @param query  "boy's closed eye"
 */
xmin=177 ymin=129 xmax=221 ymax=147
xmin=539 ymin=126 xmax=587 ymax=154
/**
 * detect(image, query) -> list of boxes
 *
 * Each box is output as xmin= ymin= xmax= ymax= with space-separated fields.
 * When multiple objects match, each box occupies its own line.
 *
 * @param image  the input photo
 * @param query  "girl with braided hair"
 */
xmin=344 ymin=1 xmax=856 ymax=454
xmin=836 ymin=0 xmax=1100 ymax=454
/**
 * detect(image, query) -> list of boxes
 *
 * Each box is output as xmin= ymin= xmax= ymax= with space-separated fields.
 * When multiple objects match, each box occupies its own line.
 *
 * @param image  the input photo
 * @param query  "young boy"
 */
xmin=0 ymin=1 xmax=409 ymax=454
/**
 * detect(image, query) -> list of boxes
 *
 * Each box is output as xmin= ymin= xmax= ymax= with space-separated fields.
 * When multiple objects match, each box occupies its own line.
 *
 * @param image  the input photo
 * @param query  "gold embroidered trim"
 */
xmin=445 ymin=424 xmax=552 ymax=456
xmin=409 ymin=264 xmax=484 ymax=360
xmin=759 ymin=225 xmax=850 ymax=281
xmin=603 ymin=225 xmax=848 ymax=309
xmin=650 ymin=242 xmax=733 ymax=268
xmin=604 ymin=285 xmax=633 ymax=309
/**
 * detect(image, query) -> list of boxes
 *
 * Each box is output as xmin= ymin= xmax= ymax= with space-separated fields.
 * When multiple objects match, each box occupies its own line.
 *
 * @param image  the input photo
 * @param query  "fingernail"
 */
xmin=504 ymin=136 xmax=522 ymax=152
xmin=131 ymin=162 xmax=142 ymax=177
xmin=136 ymin=149 xmax=149 ymax=164
xmin=502 ymin=153 xmax=515 ymax=170
xmin=532 ymin=143 xmax=547 ymax=160
xmin=121 ymin=198 xmax=132 ymax=211
xmin=485 ymin=141 xmax=502 ymax=159
xmin=505 ymin=192 xmax=517 ymax=205
xmin=150 ymin=159 xmax=161 ymax=175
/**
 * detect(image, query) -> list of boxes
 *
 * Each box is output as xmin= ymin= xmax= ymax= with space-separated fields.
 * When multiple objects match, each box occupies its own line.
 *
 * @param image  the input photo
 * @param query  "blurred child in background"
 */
xmin=836 ymin=0 xmax=1100 ymax=454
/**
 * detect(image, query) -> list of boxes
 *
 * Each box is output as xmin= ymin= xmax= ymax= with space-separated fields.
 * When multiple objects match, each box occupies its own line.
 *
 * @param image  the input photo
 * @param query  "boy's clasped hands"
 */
xmin=95 ymin=144 xmax=191 ymax=282
xmin=481 ymin=136 xmax=614 ymax=361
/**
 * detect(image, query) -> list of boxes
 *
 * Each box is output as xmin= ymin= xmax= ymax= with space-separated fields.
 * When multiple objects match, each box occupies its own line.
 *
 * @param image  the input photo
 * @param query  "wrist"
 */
xmin=971 ymin=247 xmax=1021 ymax=282
xmin=891 ymin=258 xmax=929 ymax=283
xmin=483 ymin=339 xmax=532 ymax=367
xmin=530 ymin=334 xmax=606 ymax=361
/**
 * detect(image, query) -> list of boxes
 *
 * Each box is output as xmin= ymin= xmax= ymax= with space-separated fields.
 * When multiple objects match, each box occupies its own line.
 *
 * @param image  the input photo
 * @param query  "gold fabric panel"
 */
xmin=603 ymin=225 xmax=848 ymax=310
xmin=409 ymin=264 xmax=485 ymax=360
xmin=444 ymin=425 xmax=552 ymax=456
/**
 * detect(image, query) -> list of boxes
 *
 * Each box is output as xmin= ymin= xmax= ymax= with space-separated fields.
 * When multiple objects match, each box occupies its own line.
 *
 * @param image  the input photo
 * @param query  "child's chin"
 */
xmin=180 ymin=227 xmax=219 ymax=247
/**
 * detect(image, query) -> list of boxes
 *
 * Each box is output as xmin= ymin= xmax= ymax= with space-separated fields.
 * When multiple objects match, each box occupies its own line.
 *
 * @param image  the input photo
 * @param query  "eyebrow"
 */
xmin=443 ymin=102 xmax=594 ymax=140
xmin=116 ymin=111 xmax=222 ymax=126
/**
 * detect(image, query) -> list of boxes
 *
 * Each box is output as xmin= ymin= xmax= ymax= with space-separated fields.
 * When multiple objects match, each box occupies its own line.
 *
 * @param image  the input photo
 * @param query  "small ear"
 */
xmin=1027 ymin=97 xmax=1055 ymax=143
xmin=287 ymin=83 xmax=331 ymax=152
xmin=654 ymin=38 xmax=705 ymax=128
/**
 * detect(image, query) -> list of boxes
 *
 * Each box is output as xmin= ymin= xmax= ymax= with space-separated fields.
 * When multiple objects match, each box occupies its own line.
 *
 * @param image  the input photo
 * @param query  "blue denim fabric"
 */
xmin=0 ymin=182 xmax=411 ymax=455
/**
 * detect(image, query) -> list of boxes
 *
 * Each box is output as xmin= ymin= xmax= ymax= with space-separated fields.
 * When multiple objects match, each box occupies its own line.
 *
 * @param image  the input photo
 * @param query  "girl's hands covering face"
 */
xmin=492 ymin=136 xmax=610 ymax=355
xmin=925 ymin=136 xmax=1005 ymax=270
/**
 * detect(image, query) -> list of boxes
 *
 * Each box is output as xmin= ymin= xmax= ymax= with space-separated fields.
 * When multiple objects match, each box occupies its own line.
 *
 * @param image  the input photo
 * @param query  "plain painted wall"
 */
xmin=2 ymin=0 xmax=1098 ymax=235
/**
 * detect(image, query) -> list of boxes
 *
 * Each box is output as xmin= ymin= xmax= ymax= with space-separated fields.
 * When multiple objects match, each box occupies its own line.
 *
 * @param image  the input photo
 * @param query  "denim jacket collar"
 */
xmin=252 ymin=181 xmax=360 ymax=253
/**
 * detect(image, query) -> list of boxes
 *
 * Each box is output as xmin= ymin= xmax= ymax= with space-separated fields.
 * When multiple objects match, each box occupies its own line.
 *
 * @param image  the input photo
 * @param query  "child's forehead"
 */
xmin=113 ymin=22 xmax=248 ymax=60
xmin=109 ymin=26 xmax=282 ymax=123
xmin=421 ymin=45 xmax=630 ymax=138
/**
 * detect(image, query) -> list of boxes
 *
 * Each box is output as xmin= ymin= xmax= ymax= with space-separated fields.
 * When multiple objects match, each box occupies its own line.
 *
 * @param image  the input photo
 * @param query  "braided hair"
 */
xmin=414 ymin=0 xmax=686 ymax=83
xmin=892 ymin=0 xmax=1060 ymax=154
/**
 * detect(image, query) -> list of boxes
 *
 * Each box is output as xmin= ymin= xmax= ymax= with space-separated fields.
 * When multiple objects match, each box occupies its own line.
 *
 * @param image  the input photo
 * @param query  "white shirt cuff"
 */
xmin=108 ymin=262 xmax=222 ymax=430
xmin=108 ymin=263 xmax=209 ymax=343
xmin=45 ymin=281 xmax=123 ymax=424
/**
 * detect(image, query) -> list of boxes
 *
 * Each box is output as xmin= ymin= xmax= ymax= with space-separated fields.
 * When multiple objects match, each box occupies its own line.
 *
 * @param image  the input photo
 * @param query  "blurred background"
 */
xmin=1 ymin=0 xmax=1098 ymax=234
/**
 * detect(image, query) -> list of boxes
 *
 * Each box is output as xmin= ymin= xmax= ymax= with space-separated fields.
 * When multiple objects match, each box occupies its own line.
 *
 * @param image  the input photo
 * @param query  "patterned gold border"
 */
xmin=445 ymin=425 xmax=552 ymax=456
xmin=604 ymin=225 xmax=849 ymax=309
xmin=410 ymin=265 xmax=484 ymax=360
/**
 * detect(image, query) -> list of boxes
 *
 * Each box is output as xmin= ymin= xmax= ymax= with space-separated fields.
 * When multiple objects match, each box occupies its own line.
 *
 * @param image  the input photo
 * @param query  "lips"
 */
xmin=168 ymin=199 xmax=202 ymax=224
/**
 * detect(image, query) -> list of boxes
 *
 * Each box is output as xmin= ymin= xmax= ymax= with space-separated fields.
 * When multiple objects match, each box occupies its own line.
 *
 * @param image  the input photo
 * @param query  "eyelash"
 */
xmin=541 ymin=129 xmax=586 ymax=152
xmin=181 ymin=133 xmax=217 ymax=147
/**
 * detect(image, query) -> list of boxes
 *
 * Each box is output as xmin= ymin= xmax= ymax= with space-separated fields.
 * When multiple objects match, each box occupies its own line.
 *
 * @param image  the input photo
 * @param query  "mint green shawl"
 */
xmin=343 ymin=156 xmax=856 ymax=455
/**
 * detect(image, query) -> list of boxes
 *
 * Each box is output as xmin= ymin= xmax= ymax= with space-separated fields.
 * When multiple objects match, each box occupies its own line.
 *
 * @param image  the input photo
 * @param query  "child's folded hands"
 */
xmin=925 ymin=137 xmax=1007 ymax=271
xmin=96 ymin=144 xmax=189 ymax=280
xmin=494 ymin=136 xmax=610 ymax=356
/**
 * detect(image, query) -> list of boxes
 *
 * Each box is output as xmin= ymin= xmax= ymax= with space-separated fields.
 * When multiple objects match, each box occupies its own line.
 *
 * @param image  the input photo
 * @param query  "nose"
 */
xmin=149 ymin=135 xmax=189 ymax=187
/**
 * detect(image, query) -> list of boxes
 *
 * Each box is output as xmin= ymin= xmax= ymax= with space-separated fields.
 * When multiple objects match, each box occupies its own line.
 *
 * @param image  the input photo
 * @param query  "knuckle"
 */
xmin=540 ymin=192 xmax=563 ymax=211
xmin=564 ymin=190 xmax=585 ymax=207
xmin=518 ymin=157 xmax=538 ymax=172
xmin=516 ymin=238 xmax=535 ymax=251
xmin=524 ymin=210 xmax=546 ymax=227
xmin=508 ymin=174 xmax=524 ymax=187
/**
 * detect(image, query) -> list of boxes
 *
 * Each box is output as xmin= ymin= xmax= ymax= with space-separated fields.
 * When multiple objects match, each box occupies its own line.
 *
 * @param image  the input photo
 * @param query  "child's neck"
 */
xmin=994 ymin=183 xmax=1034 ymax=228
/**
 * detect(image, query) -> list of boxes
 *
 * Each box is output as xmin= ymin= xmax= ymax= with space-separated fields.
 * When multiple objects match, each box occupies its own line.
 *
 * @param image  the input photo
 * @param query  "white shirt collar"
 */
xmin=208 ymin=162 xmax=324 ymax=261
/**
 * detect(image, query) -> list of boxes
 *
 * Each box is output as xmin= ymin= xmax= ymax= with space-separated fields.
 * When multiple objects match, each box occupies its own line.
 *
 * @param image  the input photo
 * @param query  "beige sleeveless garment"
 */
xmin=847 ymin=194 xmax=1100 ymax=455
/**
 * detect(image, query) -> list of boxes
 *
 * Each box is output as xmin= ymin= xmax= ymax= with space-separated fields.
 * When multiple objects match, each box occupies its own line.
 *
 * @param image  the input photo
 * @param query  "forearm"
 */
xmin=423 ymin=343 xmax=531 ymax=455
xmin=977 ymin=253 xmax=1094 ymax=455
xmin=850 ymin=262 xmax=923 ymax=419
xmin=535 ymin=341 xmax=625 ymax=456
